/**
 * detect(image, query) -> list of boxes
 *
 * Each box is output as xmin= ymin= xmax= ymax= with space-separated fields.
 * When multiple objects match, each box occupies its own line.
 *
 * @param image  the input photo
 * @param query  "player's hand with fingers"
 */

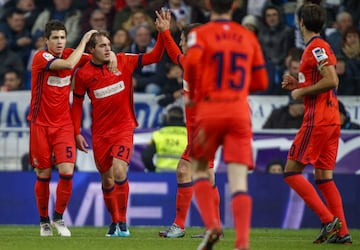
xmin=155 ymin=8 xmax=171 ymax=32
xmin=81 ymin=29 xmax=98 ymax=44
xmin=75 ymin=134 xmax=89 ymax=153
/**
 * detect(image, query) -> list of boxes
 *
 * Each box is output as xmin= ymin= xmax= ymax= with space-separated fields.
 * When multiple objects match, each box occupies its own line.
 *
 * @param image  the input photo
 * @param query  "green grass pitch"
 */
xmin=0 ymin=226 xmax=358 ymax=250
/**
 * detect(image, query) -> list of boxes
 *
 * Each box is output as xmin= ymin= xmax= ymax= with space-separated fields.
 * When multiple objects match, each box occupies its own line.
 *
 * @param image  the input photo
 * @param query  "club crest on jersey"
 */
xmin=187 ymin=32 xmax=196 ymax=48
xmin=312 ymin=47 xmax=328 ymax=62
xmin=42 ymin=52 xmax=54 ymax=61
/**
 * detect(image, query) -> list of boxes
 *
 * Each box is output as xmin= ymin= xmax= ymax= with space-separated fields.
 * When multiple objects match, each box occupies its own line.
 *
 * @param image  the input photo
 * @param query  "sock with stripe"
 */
xmin=55 ymin=174 xmax=73 ymax=215
xmin=115 ymin=178 xmax=129 ymax=222
xmin=34 ymin=176 xmax=50 ymax=218
xmin=232 ymin=192 xmax=252 ymax=250
xmin=193 ymin=178 xmax=219 ymax=230
xmin=103 ymin=185 xmax=119 ymax=222
xmin=284 ymin=173 xmax=333 ymax=223
xmin=316 ymin=179 xmax=349 ymax=236
xmin=173 ymin=182 xmax=193 ymax=229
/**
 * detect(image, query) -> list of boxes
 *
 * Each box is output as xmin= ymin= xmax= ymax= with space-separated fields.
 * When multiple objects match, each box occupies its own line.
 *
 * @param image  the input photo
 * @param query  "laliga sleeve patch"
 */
xmin=187 ymin=31 xmax=196 ymax=48
xmin=311 ymin=47 xmax=328 ymax=62
xmin=42 ymin=52 xmax=55 ymax=61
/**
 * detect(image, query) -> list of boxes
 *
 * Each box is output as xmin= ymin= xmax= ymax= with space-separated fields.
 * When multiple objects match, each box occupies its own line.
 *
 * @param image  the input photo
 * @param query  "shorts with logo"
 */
xmin=92 ymin=129 xmax=134 ymax=174
xmin=29 ymin=123 xmax=76 ymax=169
xmin=288 ymin=125 xmax=340 ymax=170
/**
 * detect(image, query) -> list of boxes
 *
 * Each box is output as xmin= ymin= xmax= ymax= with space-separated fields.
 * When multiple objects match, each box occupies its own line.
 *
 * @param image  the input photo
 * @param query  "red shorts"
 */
xmin=29 ymin=123 xmax=76 ymax=169
xmin=288 ymin=125 xmax=340 ymax=170
xmin=92 ymin=129 xmax=134 ymax=174
xmin=191 ymin=117 xmax=253 ymax=169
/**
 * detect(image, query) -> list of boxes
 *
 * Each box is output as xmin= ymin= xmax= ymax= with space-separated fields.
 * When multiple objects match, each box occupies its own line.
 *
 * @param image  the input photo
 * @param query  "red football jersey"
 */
xmin=27 ymin=48 xmax=90 ymax=127
xmin=298 ymin=36 xmax=340 ymax=126
xmin=72 ymin=54 xmax=139 ymax=136
xmin=184 ymin=20 xmax=268 ymax=122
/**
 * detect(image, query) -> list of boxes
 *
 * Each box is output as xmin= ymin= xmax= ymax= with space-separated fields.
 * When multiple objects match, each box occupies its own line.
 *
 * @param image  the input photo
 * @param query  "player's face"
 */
xmin=180 ymin=32 xmax=187 ymax=54
xmin=91 ymin=35 xmax=111 ymax=64
xmin=46 ymin=30 xmax=66 ymax=56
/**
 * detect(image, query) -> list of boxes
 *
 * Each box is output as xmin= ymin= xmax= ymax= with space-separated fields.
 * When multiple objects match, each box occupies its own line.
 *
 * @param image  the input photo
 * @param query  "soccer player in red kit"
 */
xmin=282 ymin=4 xmax=351 ymax=244
xmin=156 ymin=11 xmax=221 ymax=239
xmin=71 ymin=23 xmax=170 ymax=236
xmin=27 ymin=20 xmax=97 ymax=237
xmin=184 ymin=0 xmax=268 ymax=249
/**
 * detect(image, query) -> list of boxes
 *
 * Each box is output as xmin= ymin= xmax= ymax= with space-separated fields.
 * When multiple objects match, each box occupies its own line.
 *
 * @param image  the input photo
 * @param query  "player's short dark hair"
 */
xmin=86 ymin=30 xmax=111 ymax=50
xmin=44 ymin=20 xmax=67 ymax=38
xmin=301 ymin=4 xmax=326 ymax=33
xmin=210 ymin=0 xmax=234 ymax=14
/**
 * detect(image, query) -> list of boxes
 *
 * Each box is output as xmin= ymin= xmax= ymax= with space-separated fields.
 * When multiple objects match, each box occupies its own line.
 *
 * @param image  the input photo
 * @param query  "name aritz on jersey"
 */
xmin=94 ymin=81 xmax=125 ymax=99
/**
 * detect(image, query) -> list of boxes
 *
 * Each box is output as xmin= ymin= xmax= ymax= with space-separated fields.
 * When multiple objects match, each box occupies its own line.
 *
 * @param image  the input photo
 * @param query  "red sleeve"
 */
xmin=141 ymin=32 xmax=164 ymax=65
xmin=249 ymin=36 xmax=269 ymax=92
xmin=183 ymin=47 xmax=203 ymax=100
xmin=71 ymin=71 xmax=86 ymax=135
xmin=77 ymin=53 xmax=92 ymax=68
xmin=160 ymin=30 xmax=183 ymax=66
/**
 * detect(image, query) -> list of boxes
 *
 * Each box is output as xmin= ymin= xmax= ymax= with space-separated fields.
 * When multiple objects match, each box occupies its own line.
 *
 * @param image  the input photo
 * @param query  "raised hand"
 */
xmin=281 ymin=74 xmax=299 ymax=90
xmin=81 ymin=29 xmax=98 ymax=44
xmin=155 ymin=8 xmax=171 ymax=32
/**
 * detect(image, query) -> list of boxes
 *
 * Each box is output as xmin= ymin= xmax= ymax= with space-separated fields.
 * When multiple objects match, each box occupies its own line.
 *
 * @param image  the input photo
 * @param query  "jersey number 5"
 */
xmin=212 ymin=52 xmax=246 ymax=90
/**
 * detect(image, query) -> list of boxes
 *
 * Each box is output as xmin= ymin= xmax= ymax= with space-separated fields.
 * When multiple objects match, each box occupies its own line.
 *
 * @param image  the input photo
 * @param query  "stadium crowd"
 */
xmin=0 ymin=0 xmax=359 ymax=97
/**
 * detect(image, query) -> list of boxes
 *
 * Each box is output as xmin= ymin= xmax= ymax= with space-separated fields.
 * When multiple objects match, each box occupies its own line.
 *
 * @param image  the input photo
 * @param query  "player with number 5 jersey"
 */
xmin=183 ymin=1 xmax=268 ymax=249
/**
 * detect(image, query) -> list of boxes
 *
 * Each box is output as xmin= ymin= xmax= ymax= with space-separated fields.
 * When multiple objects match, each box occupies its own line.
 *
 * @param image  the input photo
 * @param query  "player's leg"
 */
xmin=30 ymin=124 xmax=53 ymax=236
xmin=228 ymin=163 xmax=251 ymax=250
xmin=159 ymin=157 xmax=191 ymax=238
xmin=51 ymin=126 xmax=76 ymax=237
xmin=113 ymin=158 xmax=130 ymax=237
xmin=314 ymin=126 xmax=351 ymax=244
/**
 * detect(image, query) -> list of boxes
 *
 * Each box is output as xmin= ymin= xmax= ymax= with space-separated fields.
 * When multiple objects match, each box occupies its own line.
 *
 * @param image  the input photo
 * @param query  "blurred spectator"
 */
xmin=338 ymin=100 xmax=360 ymax=130
xmin=339 ymin=26 xmax=360 ymax=95
xmin=247 ymin=0 xmax=268 ymax=18
xmin=112 ymin=0 xmax=153 ymax=32
xmin=231 ymin=0 xmax=247 ymax=24
xmin=141 ymin=105 xmax=187 ymax=172
xmin=164 ymin=0 xmax=191 ymax=28
xmin=88 ymin=9 xmax=108 ymax=31
xmin=335 ymin=55 xmax=353 ymax=95
xmin=241 ymin=14 xmax=258 ymax=34
xmin=1 ymin=0 xmax=42 ymax=31
xmin=0 ymin=7 xmax=32 ymax=66
xmin=266 ymin=158 xmax=285 ymax=174
xmin=345 ymin=0 xmax=360 ymax=30
xmin=126 ymin=24 xmax=166 ymax=94
xmin=258 ymin=4 xmax=295 ymax=94
xmin=31 ymin=0 xmax=81 ymax=47
xmin=0 ymin=69 xmax=24 ymax=91
xmin=79 ymin=0 xmax=116 ymax=35
xmin=326 ymin=11 xmax=353 ymax=55
xmin=155 ymin=62 xmax=183 ymax=107
xmin=0 ymin=31 xmax=25 ymax=82
xmin=111 ymin=27 xmax=132 ymax=53
xmin=262 ymin=95 xmax=304 ymax=129
xmin=122 ymin=8 xmax=156 ymax=39
xmin=25 ymin=34 xmax=46 ymax=89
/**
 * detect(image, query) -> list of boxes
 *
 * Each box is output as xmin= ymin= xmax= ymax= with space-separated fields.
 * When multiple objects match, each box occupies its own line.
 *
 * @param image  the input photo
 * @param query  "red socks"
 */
xmin=193 ymin=179 xmax=220 ymax=230
xmin=284 ymin=173 xmax=333 ymax=223
xmin=316 ymin=179 xmax=349 ymax=236
xmin=103 ymin=185 xmax=119 ymax=222
xmin=173 ymin=182 xmax=193 ymax=229
xmin=115 ymin=179 xmax=129 ymax=222
xmin=55 ymin=174 xmax=73 ymax=215
xmin=212 ymin=185 xmax=221 ymax=226
xmin=34 ymin=177 xmax=51 ymax=218
xmin=232 ymin=193 xmax=252 ymax=250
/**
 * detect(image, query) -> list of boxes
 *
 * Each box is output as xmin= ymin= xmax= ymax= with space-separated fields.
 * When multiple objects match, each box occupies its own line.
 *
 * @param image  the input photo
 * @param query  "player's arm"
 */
xmin=249 ymin=36 xmax=269 ymax=92
xmin=71 ymin=73 xmax=88 ymax=153
xmin=49 ymin=30 xmax=97 ymax=70
xmin=292 ymin=60 xmax=338 ymax=100
xmin=155 ymin=9 xmax=183 ymax=65
xmin=183 ymin=46 xmax=202 ymax=103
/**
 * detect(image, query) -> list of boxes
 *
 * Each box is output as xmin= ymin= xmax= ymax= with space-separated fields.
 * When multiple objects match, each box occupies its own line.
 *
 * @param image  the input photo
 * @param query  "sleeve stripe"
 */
xmin=252 ymin=64 xmax=266 ymax=71
xmin=73 ymin=92 xmax=85 ymax=99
